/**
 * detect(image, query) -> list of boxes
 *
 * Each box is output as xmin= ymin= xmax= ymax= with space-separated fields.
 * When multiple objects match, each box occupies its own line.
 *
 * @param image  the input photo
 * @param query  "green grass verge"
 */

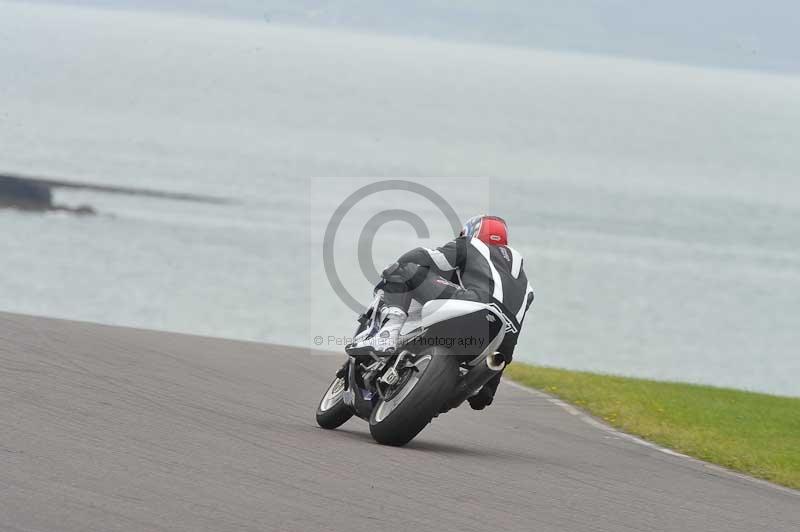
xmin=505 ymin=363 xmax=800 ymax=490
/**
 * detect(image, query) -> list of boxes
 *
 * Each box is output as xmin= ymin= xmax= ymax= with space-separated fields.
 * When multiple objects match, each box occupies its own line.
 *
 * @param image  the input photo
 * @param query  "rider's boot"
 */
xmin=348 ymin=306 xmax=408 ymax=354
xmin=468 ymin=371 xmax=503 ymax=410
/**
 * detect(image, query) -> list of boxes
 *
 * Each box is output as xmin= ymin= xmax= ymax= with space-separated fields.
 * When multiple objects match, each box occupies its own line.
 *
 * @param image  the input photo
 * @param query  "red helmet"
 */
xmin=459 ymin=215 xmax=508 ymax=246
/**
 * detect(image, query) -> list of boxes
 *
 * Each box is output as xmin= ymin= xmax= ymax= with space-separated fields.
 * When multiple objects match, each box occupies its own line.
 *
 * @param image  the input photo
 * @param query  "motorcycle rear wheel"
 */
xmin=368 ymin=346 xmax=459 ymax=446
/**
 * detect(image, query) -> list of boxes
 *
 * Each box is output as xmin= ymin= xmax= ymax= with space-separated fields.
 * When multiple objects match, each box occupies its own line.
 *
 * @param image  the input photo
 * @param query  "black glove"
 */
xmin=373 ymin=278 xmax=387 ymax=293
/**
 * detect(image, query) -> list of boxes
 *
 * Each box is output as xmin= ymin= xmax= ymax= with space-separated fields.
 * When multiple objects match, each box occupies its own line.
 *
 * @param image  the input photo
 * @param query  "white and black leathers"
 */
xmin=389 ymin=235 xmax=534 ymax=360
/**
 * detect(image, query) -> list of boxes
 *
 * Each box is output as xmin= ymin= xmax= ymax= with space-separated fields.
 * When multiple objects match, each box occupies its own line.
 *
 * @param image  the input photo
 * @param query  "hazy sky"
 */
xmin=21 ymin=0 xmax=800 ymax=74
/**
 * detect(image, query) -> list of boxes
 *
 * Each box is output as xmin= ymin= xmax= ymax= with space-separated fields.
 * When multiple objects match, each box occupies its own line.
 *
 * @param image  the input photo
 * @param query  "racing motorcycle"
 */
xmin=315 ymin=288 xmax=508 ymax=446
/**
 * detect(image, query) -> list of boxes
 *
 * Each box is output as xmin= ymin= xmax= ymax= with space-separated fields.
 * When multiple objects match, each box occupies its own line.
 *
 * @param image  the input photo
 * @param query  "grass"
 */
xmin=505 ymin=363 xmax=800 ymax=490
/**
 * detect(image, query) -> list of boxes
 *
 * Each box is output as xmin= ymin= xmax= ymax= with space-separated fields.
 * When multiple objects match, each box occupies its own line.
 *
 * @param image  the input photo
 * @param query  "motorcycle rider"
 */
xmin=348 ymin=215 xmax=534 ymax=410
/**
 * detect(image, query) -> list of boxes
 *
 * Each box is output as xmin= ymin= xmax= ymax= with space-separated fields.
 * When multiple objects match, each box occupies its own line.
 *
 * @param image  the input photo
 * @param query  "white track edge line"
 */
xmin=503 ymin=379 xmax=799 ymax=497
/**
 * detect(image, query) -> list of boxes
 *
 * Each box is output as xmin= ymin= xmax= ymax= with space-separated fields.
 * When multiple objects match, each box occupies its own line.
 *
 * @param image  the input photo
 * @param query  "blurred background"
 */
xmin=1 ymin=1 xmax=798 ymax=396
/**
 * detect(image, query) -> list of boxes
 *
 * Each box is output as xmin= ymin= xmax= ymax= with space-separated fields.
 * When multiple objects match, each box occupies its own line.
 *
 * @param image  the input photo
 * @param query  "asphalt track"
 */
xmin=1 ymin=312 xmax=797 ymax=531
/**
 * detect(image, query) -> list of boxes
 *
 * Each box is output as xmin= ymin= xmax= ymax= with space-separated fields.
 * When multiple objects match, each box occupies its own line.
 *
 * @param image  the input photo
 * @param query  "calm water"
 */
xmin=2 ymin=2 xmax=799 ymax=396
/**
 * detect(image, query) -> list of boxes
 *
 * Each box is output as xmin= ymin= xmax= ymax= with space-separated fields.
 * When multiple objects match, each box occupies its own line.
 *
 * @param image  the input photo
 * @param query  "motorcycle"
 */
xmin=315 ymin=288 xmax=509 ymax=446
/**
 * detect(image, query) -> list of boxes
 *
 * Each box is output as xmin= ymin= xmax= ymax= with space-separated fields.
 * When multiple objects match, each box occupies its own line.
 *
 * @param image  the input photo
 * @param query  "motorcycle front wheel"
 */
xmin=315 ymin=375 xmax=354 ymax=429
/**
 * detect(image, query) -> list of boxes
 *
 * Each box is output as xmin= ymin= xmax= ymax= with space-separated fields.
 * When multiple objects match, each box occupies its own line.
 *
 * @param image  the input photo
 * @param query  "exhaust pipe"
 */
xmin=485 ymin=351 xmax=506 ymax=372
xmin=441 ymin=352 xmax=506 ymax=413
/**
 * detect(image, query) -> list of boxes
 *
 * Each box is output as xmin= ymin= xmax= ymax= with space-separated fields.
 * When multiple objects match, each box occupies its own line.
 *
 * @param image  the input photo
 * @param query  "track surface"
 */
xmin=1 ymin=312 xmax=797 ymax=531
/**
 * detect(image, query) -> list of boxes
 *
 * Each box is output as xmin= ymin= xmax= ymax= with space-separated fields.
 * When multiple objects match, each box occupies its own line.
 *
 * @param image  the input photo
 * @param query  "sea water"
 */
xmin=1 ymin=2 xmax=798 ymax=396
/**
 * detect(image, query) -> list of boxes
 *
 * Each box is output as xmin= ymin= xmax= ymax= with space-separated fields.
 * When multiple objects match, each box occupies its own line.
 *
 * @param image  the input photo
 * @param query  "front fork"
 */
xmin=342 ymin=356 xmax=377 ymax=421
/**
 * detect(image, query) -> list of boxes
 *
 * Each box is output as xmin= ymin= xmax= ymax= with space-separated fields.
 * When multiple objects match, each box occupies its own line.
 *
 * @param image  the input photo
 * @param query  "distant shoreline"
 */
xmin=0 ymin=172 xmax=234 ymax=214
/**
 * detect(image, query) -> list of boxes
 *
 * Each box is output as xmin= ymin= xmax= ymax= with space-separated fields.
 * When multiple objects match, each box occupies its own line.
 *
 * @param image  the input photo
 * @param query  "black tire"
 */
xmin=369 ymin=347 xmax=460 ymax=446
xmin=316 ymin=376 xmax=354 ymax=429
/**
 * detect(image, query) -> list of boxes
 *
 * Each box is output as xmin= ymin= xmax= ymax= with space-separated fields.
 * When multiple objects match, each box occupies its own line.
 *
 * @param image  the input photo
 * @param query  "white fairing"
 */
xmin=421 ymin=299 xmax=502 ymax=328
xmin=418 ymin=300 xmax=507 ymax=366
xmin=400 ymin=299 xmax=501 ymax=339
xmin=393 ymin=299 xmax=506 ymax=366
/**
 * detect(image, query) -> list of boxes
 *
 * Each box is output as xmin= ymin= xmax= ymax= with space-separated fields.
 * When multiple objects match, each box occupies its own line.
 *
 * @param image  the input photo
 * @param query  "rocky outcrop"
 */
xmin=1 ymin=172 xmax=233 ymax=215
xmin=0 ymin=175 xmax=95 ymax=215
xmin=0 ymin=175 xmax=53 ymax=210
